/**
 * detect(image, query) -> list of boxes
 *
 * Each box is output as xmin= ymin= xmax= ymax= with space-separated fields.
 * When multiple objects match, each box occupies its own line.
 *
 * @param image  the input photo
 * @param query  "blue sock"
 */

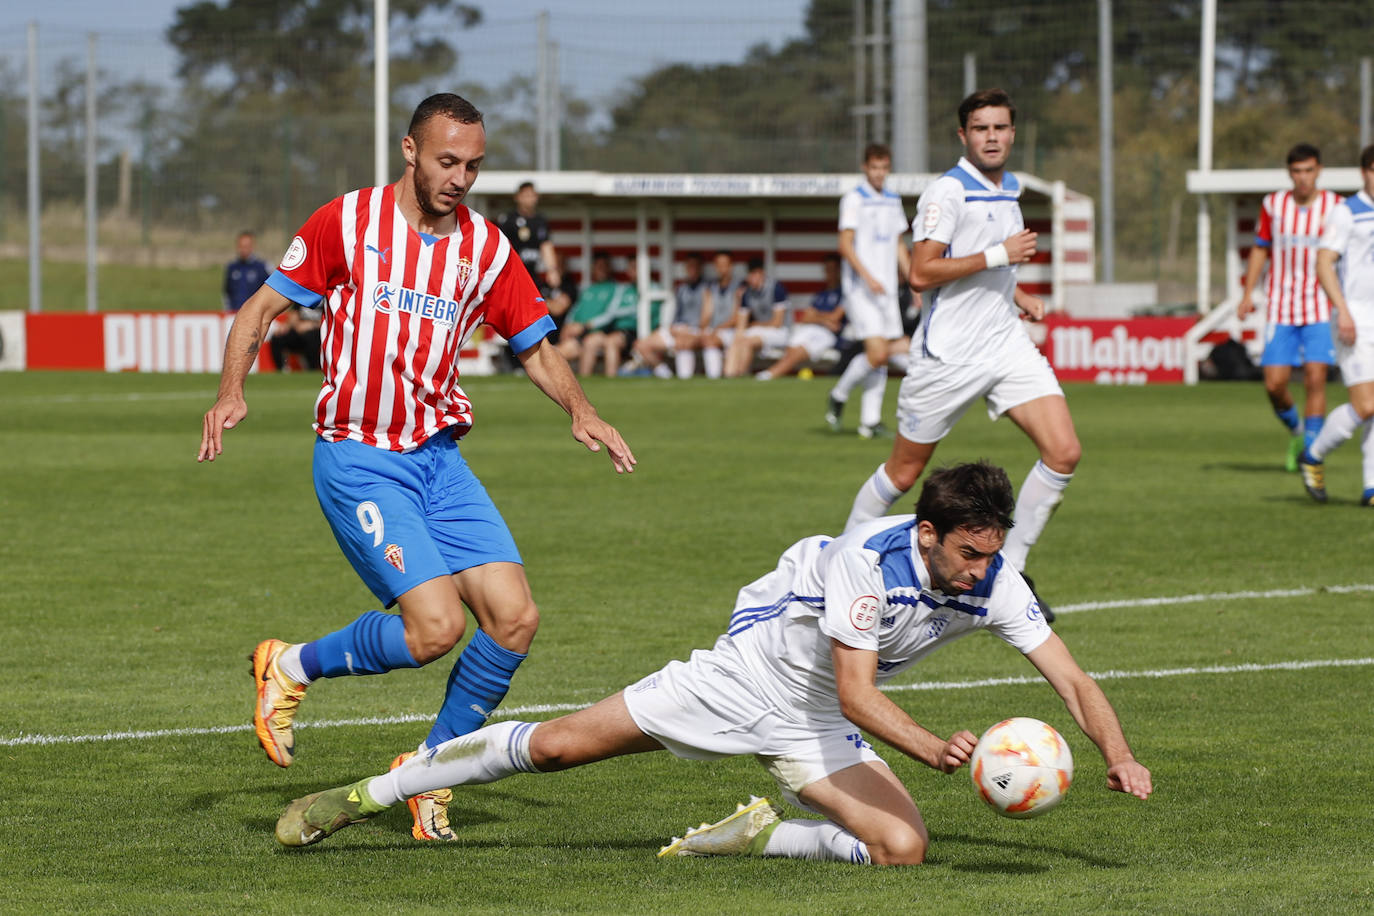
xmin=1276 ymin=405 xmax=1299 ymax=433
xmin=424 ymin=629 xmax=527 ymax=748
xmin=303 ymin=610 xmax=421 ymax=679
xmin=1303 ymin=415 xmax=1323 ymax=448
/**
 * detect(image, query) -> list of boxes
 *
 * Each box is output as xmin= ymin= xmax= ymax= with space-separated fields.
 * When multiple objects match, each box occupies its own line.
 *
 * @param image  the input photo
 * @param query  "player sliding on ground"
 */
xmin=277 ymin=462 xmax=1152 ymax=862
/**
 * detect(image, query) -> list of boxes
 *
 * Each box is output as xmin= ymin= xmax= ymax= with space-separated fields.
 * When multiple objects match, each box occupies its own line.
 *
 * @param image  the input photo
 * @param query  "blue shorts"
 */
xmin=313 ymin=435 xmax=522 ymax=606
xmin=1260 ymin=322 xmax=1334 ymax=367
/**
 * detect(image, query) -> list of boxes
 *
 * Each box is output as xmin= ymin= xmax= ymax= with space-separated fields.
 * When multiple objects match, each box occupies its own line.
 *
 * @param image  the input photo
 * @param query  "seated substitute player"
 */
xmin=197 ymin=93 xmax=636 ymax=842
xmin=1236 ymin=143 xmax=1341 ymax=471
xmin=699 ymin=250 xmax=742 ymax=379
xmin=633 ymin=251 xmax=710 ymax=379
xmin=843 ymin=89 xmax=1078 ymax=621
xmin=557 ymin=252 xmax=639 ymax=377
xmin=277 ymin=461 xmax=1153 ymax=862
xmin=756 ymin=252 xmax=846 ymax=380
xmin=1301 ymin=143 xmax=1374 ymax=506
xmin=724 ymin=258 xmax=791 ymax=377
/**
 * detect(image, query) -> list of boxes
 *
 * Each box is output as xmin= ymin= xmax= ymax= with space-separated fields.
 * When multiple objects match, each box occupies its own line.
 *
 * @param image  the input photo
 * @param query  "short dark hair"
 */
xmin=236 ymin=230 xmax=255 ymax=239
xmin=516 ymin=180 xmax=536 ymax=193
xmin=684 ymin=251 xmax=704 ymax=262
xmin=958 ymin=89 xmax=1016 ymax=129
xmin=746 ymin=257 xmax=765 ymax=272
xmin=1287 ymin=143 xmax=1321 ymax=165
xmin=1361 ymin=144 xmax=1374 ymax=172
xmin=915 ymin=461 xmax=1015 ymax=540
xmin=591 ymin=250 xmax=611 ymax=263
xmin=408 ymin=93 xmax=484 ymax=139
xmin=714 ymin=249 xmax=733 ymax=259
xmin=822 ymin=252 xmax=842 ymax=265
xmin=863 ymin=142 xmax=892 ymax=163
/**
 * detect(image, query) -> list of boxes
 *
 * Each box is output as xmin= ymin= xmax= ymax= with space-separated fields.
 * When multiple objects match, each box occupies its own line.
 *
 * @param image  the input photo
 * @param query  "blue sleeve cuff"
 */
xmin=266 ymin=270 xmax=324 ymax=308
xmin=507 ymin=315 xmax=556 ymax=354
xmin=1254 ymin=239 xmax=1272 ymax=249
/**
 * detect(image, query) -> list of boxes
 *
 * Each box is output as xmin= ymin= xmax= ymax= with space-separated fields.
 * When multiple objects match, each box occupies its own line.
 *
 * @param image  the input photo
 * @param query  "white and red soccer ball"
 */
xmin=970 ymin=717 xmax=1074 ymax=818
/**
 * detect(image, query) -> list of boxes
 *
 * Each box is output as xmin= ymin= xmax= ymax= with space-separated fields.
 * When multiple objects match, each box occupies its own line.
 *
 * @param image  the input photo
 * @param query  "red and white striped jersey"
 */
xmin=1255 ymin=188 xmax=1343 ymax=325
xmin=267 ymin=183 xmax=552 ymax=452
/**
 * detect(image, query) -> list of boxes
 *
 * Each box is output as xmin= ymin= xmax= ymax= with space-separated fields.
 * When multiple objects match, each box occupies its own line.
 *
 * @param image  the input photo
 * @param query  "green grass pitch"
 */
xmin=1 ymin=371 xmax=1371 ymax=914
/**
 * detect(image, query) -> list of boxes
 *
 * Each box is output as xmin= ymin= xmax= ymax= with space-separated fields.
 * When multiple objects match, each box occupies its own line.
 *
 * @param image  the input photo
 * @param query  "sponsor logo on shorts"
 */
xmin=849 ymin=595 xmax=880 ymax=631
xmin=844 ymin=733 xmax=873 ymax=751
xmin=280 ymin=235 xmax=307 ymax=270
xmin=384 ymin=543 xmax=405 ymax=573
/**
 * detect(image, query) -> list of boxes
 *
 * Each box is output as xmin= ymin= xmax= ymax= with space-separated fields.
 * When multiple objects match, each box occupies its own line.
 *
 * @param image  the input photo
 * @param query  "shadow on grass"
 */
xmin=1199 ymin=461 xmax=1290 ymax=474
xmin=932 ymin=831 xmax=1126 ymax=872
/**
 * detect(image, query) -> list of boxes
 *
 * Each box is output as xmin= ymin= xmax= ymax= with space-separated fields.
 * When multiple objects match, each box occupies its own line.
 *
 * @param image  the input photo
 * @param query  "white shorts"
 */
xmin=896 ymin=332 xmax=1064 ymax=443
xmin=742 ymin=325 xmax=789 ymax=349
xmin=787 ymin=324 xmax=839 ymax=361
xmin=623 ymin=637 xmax=885 ymax=811
xmin=1337 ymin=328 xmax=1374 ymax=386
xmin=845 ymin=288 xmax=903 ymax=341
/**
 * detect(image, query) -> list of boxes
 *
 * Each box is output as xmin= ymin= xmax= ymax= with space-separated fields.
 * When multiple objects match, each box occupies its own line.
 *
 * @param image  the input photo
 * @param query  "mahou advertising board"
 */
xmin=1040 ymin=315 xmax=1196 ymax=385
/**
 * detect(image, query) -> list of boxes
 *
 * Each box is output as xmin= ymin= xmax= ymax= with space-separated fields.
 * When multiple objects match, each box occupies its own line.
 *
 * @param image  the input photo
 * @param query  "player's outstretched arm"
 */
xmin=517 ymin=338 xmax=637 ymax=474
xmin=832 ymin=641 xmax=978 ymax=773
xmin=198 ymin=285 xmax=294 ymax=463
xmin=1025 ymin=633 xmax=1152 ymax=800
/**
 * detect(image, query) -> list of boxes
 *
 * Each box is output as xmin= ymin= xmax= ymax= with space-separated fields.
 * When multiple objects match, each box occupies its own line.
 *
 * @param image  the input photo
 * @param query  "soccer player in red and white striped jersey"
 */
xmin=1238 ymin=143 xmax=1341 ymax=471
xmin=198 ymin=94 xmax=635 ymax=840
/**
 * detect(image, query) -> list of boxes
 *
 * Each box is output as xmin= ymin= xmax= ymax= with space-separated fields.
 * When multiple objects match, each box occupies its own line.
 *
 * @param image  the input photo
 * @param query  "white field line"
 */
xmin=5 ymin=656 xmax=1371 ymax=749
xmin=1055 ymin=582 xmax=1374 ymax=614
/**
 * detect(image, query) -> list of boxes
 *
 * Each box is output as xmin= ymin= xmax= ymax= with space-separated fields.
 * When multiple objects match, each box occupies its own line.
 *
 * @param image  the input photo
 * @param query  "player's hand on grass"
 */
xmin=198 ymin=394 xmax=247 ymax=463
xmin=571 ymin=412 xmax=637 ymax=474
xmin=1106 ymin=759 xmax=1153 ymax=800
xmin=938 ymin=729 xmax=979 ymax=773
xmin=1003 ymin=229 xmax=1038 ymax=264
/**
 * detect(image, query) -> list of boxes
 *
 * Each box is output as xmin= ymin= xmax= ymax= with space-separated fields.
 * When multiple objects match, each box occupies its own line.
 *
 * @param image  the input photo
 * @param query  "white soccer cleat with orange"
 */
xmin=657 ymin=796 xmax=781 ymax=858
xmin=250 ymin=638 xmax=307 ymax=767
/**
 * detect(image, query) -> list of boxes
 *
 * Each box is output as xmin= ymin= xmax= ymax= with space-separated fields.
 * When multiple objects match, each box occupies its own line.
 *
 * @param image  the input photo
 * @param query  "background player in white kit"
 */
xmin=1301 ymin=143 xmax=1374 ymax=506
xmin=843 ymin=90 xmax=1079 ymax=619
xmin=275 ymin=462 xmax=1152 ymax=862
xmin=826 ymin=143 xmax=912 ymax=438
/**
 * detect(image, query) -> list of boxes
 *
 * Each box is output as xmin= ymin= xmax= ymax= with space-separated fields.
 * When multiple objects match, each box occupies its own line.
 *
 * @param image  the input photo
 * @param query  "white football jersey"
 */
xmin=839 ymin=180 xmax=907 ymax=299
xmin=912 ymin=157 xmax=1027 ymax=365
xmin=721 ymin=515 xmax=1052 ymax=718
xmin=1320 ymin=190 xmax=1374 ymax=327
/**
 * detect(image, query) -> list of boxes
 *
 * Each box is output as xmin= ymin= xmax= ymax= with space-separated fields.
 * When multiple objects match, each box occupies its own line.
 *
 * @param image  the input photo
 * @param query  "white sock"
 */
xmin=365 ymin=721 xmax=539 ymax=807
xmin=1308 ymin=403 xmax=1361 ymax=461
xmin=845 ymin=462 xmax=904 ymax=532
xmin=1360 ymin=417 xmax=1374 ymax=492
xmin=652 ymin=363 xmax=673 ymax=379
xmin=761 ymin=819 xmax=872 ymax=864
xmin=703 ymin=348 xmax=723 ymax=379
xmin=1002 ymin=459 xmax=1073 ymax=571
xmin=675 ymin=350 xmax=696 ymax=379
xmin=276 ymin=643 xmax=311 ymax=685
xmin=832 ymin=353 xmax=875 ymax=401
xmin=858 ymin=366 xmax=886 ymax=428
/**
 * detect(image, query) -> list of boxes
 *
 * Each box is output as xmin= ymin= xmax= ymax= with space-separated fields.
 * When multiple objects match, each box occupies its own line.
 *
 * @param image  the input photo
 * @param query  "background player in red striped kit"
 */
xmin=1237 ymin=143 xmax=1342 ymax=471
xmin=197 ymin=93 xmax=636 ymax=840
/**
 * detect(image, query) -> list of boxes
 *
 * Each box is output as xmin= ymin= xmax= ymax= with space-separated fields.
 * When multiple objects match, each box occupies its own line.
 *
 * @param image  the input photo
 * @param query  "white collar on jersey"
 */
xmin=955 ymin=156 xmax=1014 ymax=192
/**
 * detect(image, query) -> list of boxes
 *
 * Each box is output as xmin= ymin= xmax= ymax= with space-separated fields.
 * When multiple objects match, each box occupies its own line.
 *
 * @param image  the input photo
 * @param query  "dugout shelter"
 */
xmin=469 ymin=170 xmax=1095 ymax=342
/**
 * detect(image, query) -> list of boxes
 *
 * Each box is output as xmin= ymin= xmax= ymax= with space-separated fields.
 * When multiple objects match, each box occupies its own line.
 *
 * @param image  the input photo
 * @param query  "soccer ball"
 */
xmin=970 ymin=717 xmax=1074 ymax=819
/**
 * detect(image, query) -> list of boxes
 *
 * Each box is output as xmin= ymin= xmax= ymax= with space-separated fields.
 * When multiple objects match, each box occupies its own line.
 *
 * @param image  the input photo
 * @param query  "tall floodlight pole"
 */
xmin=550 ymin=41 xmax=561 ymax=171
xmin=1361 ymin=57 xmax=1371 ymax=149
xmin=1197 ymin=0 xmax=1216 ymax=312
xmin=963 ymin=52 xmax=976 ymax=97
xmin=1098 ymin=0 xmax=1114 ymax=283
xmin=374 ymin=0 xmax=389 ymax=186
xmin=536 ymin=11 xmax=550 ymax=171
xmin=27 ymin=22 xmax=41 ymax=314
xmin=85 ymin=33 xmax=98 ymax=314
xmin=891 ymin=0 xmax=927 ymax=173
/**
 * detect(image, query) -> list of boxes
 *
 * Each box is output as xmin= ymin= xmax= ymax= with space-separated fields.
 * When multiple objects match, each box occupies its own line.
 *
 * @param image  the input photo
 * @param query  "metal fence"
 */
xmin=1 ymin=1 xmax=1371 ymax=306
